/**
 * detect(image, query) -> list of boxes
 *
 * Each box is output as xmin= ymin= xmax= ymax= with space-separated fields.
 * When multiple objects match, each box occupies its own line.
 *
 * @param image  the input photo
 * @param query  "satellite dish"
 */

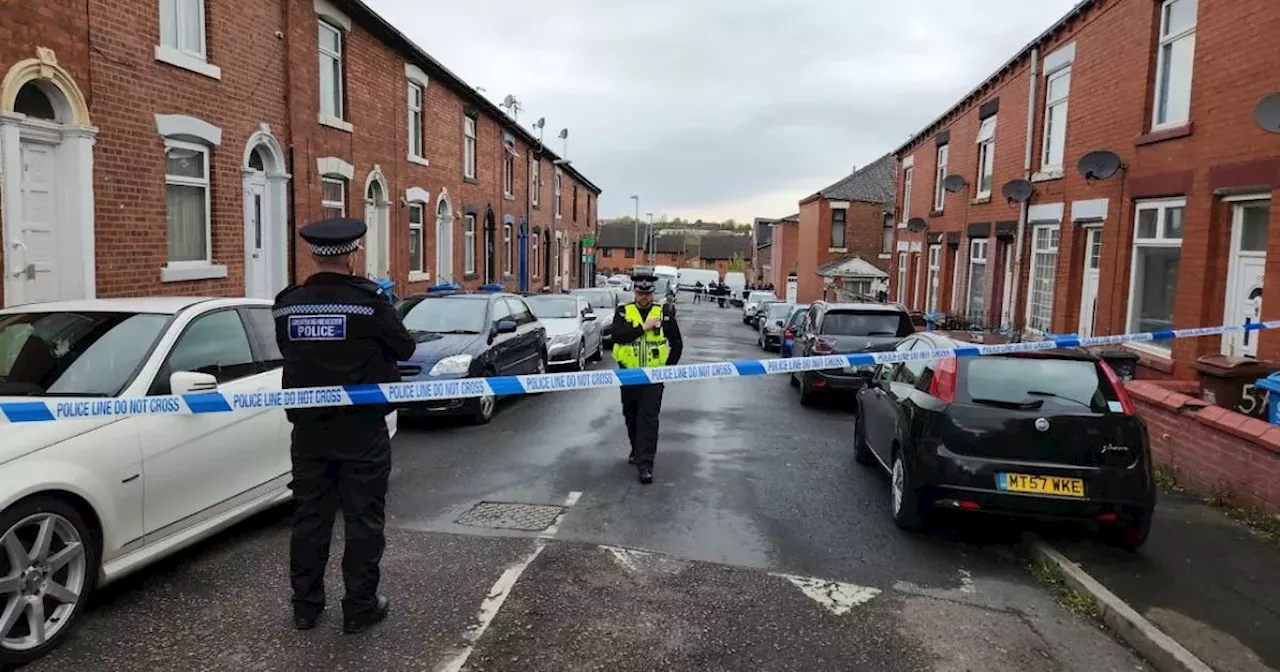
xmin=501 ymin=94 xmax=515 ymax=107
xmin=1002 ymin=179 xmax=1033 ymax=204
xmin=1077 ymin=150 xmax=1123 ymax=181
xmin=534 ymin=117 xmax=545 ymax=129
xmin=558 ymin=128 xmax=569 ymax=139
xmin=905 ymin=217 xmax=928 ymax=232
xmin=942 ymin=174 xmax=968 ymax=193
xmin=1255 ymin=91 xmax=1280 ymax=134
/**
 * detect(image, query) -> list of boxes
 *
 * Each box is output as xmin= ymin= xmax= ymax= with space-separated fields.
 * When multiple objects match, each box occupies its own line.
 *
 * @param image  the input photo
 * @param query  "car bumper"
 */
xmin=805 ymin=369 xmax=871 ymax=392
xmin=761 ymin=332 xmax=782 ymax=347
xmin=918 ymin=446 xmax=1156 ymax=520
xmin=547 ymin=342 xmax=579 ymax=364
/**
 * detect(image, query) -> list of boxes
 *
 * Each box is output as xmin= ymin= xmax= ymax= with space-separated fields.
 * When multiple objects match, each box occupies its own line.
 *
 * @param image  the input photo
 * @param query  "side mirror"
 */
xmin=495 ymin=319 xmax=518 ymax=334
xmin=171 ymin=371 xmax=218 ymax=395
xmin=775 ymin=319 xmax=785 ymax=328
xmin=584 ymin=312 xmax=597 ymax=321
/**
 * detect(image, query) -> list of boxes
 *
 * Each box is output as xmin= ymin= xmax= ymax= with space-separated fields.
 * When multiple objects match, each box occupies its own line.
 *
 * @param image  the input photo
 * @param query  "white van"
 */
xmin=723 ymin=271 xmax=746 ymax=295
xmin=677 ymin=268 xmax=720 ymax=291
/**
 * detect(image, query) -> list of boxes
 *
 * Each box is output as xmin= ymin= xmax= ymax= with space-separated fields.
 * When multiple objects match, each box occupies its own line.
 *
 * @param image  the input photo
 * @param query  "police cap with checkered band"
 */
xmin=301 ymin=217 xmax=366 ymax=257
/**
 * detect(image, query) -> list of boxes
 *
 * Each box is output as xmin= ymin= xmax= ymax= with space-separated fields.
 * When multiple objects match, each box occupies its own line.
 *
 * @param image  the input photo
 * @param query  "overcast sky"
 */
xmin=367 ymin=0 xmax=1080 ymax=222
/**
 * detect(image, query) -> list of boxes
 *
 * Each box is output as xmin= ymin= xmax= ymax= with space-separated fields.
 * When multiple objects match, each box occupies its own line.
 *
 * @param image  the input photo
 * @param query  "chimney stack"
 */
xmin=851 ymin=165 xmax=857 ymax=174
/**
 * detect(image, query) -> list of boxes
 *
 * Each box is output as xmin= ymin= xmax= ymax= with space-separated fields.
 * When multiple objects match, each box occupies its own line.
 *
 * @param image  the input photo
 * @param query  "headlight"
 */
xmin=429 ymin=354 xmax=473 ymax=376
xmin=550 ymin=332 xmax=577 ymax=346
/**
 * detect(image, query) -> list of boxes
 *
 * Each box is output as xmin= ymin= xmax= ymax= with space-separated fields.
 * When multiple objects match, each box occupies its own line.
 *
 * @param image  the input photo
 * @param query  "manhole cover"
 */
xmin=455 ymin=502 xmax=565 ymax=531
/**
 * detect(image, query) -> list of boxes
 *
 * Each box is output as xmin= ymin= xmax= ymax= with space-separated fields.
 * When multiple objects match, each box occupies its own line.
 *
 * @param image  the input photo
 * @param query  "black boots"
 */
xmin=638 ymin=466 xmax=653 ymax=484
xmin=343 ymin=595 xmax=390 ymax=634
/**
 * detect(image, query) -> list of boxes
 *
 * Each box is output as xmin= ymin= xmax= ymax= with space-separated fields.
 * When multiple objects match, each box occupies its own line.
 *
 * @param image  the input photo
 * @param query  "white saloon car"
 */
xmin=0 ymin=297 xmax=397 ymax=665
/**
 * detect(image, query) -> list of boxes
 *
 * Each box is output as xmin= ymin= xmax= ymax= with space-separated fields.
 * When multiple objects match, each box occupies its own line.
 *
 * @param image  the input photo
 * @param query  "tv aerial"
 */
xmin=905 ymin=217 xmax=928 ymax=232
xmin=1077 ymin=150 xmax=1123 ymax=182
xmin=1254 ymin=91 xmax=1280 ymax=134
xmin=1001 ymin=179 xmax=1033 ymax=205
xmin=942 ymin=174 xmax=968 ymax=193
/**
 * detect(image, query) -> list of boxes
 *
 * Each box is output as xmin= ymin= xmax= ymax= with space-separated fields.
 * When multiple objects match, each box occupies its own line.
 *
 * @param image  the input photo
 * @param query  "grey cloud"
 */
xmin=367 ymin=0 xmax=1079 ymax=220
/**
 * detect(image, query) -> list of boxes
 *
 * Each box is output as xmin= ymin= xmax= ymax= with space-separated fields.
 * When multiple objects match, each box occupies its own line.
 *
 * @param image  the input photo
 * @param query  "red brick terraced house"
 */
xmin=767 ymin=213 xmax=800 ymax=291
xmin=890 ymin=0 xmax=1280 ymax=381
xmin=752 ymin=217 xmax=773 ymax=284
xmin=794 ymin=155 xmax=897 ymax=304
xmin=0 ymin=0 xmax=600 ymax=309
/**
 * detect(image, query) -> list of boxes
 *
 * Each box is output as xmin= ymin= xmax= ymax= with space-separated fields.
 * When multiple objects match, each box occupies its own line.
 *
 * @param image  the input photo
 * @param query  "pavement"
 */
xmin=26 ymin=297 xmax=1148 ymax=671
xmin=1044 ymin=491 xmax=1280 ymax=672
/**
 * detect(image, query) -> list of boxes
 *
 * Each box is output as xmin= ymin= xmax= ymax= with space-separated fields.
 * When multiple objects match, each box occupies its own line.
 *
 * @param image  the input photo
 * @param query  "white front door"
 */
xmin=1222 ymin=199 xmax=1271 ymax=358
xmin=245 ymin=180 xmax=268 ymax=299
xmin=1078 ymin=227 xmax=1102 ymax=337
xmin=18 ymin=140 xmax=60 ymax=303
xmin=925 ymin=245 xmax=940 ymax=312
xmin=436 ymin=214 xmax=453 ymax=283
xmin=365 ymin=202 xmax=388 ymax=279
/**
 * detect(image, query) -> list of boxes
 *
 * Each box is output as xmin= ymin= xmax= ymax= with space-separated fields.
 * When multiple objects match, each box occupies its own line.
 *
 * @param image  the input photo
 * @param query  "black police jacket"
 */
xmin=272 ymin=272 xmax=416 ymax=422
xmin=611 ymin=302 xmax=683 ymax=368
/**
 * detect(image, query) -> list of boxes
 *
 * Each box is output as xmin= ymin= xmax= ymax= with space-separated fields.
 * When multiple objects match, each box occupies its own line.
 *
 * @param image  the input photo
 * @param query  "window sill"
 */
xmin=408 ymin=271 xmax=431 ymax=283
xmin=407 ymin=154 xmax=430 ymax=167
xmin=1031 ymin=169 xmax=1064 ymax=183
xmin=828 ymin=247 xmax=848 ymax=253
xmin=970 ymin=195 xmax=992 ymax=205
xmin=928 ymin=210 xmax=944 ymax=218
xmin=317 ymin=114 xmax=353 ymax=133
xmin=877 ymin=253 xmax=891 ymax=259
xmin=532 ymin=204 xmax=542 ymax=211
xmin=504 ymin=194 xmax=515 ymax=201
xmin=897 ymin=222 xmax=907 ymax=229
xmin=161 ymin=263 xmax=228 ymax=283
xmin=154 ymin=45 xmax=222 ymax=80
xmin=1136 ymin=122 xmax=1193 ymax=147
xmin=464 ymin=273 xmax=480 ymax=281
xmin=464 ymin=176 xmax=479 ymax=185
xmin=1123 ymin=341 xmax=1175 ymax=368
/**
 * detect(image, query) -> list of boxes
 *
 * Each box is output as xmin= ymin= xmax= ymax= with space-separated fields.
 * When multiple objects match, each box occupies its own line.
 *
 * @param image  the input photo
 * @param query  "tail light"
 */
xmin=1099 ymin=360 xmax=1135 ymax=415
xmin=929 ymin=356 xmax=957 ymax=403
xmin=813 ymin=338 xmax=835 ymax=355
xmin=784 ymin=326 xmax=795 ymax=340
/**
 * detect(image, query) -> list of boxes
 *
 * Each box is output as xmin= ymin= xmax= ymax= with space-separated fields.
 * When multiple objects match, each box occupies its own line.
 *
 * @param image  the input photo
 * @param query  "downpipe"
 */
xmin=1007 ymin=46 xmax=1039 ymax=337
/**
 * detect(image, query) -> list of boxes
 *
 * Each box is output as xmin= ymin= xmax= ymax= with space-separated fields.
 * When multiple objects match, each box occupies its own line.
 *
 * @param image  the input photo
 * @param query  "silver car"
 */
xmin=757 ymin=301 xmax=795 ymax=351
xmin=525 ymin=295 xmax=603 ymax=370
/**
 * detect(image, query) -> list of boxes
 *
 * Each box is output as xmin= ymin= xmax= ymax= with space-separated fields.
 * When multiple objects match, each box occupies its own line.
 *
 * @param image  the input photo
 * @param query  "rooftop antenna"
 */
xmin=558 ymin=128 xmax=569 ymax=158
xmin=500 ymin=94 xmax=522 ymax=122
xmin=531 ymin=117 xmax=546 ymax=152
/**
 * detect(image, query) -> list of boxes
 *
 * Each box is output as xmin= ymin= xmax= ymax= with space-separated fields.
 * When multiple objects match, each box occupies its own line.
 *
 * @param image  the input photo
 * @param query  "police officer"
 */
xmin=273 ymin=217 xmax=416 ymax=634
xmin=612 ymin=270 xmax=683 ymax=484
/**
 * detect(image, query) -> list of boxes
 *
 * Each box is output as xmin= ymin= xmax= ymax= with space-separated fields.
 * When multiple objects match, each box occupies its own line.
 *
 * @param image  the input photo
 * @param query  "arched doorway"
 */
xmin=435 ymin=190 xmax=453 ymax=283
xmin=483 ymin=207 xmax=496 ymax=283
xmin=517 ymin=216 xmax=529 ymax=292
xmin=242 ymin=127 xmax=288 ymax=299
xmin=1 ymin=48 xmax=97 ymax=306
xmin=363 ymin=168 xmax=390 ymax=279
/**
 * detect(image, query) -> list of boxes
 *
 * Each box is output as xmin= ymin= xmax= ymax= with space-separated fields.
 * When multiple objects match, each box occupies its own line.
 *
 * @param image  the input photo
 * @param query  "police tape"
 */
xmin=2 ymin=320 xmax=1276 ymax=424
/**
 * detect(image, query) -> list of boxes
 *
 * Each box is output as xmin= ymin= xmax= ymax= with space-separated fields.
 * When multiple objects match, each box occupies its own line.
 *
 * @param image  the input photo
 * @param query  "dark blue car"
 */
xmin=394 ymin=292 xmax=547 ymax=424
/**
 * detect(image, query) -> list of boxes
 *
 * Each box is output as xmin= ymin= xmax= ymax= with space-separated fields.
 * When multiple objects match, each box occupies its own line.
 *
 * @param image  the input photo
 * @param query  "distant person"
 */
xmin=693 ymin=280 xmax=704 ymax=304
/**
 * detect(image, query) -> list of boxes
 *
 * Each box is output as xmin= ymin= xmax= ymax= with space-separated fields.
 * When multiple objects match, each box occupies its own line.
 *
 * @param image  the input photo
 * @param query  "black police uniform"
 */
xmin=612 ymin=276 xmax=683 ymax=484
xmin=272 ymin=217 xmax=416 ymax=633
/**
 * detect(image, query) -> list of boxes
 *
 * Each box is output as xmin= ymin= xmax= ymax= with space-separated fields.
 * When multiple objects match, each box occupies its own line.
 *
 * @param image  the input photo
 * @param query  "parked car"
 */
xmin=852 ymin=331 xmax=1155 ymax=550
xmin=570 ymin=288 xmax=623 ymax=344
xmin=779 ymin=303 xmax=811 ymax=357
xmin=0 ymin=297 xmax=402 ymax=666
xmin=524 ymin=294 xmax=603 ymax=370
xmin=395 ymin=292 xmax=546 ymax=424
xmin=751 ymin=298 xmax=782 ymax=332
xmin=790 ymin=301 xmax=913 ymax=405
xmin=757 ymin=302 xmax=796 ymax=351
xmin=742 ymin=291 xmax=777 ymax=325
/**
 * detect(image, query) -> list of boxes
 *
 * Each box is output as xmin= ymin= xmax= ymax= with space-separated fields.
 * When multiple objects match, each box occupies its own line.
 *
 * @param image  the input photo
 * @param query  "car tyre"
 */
xmin=471 ymin=368 xmax=499 ymax=424
xmin=853 ymin=400 xmax=874 ymax=466
xmin=1100 ymin=509 xmax=1152 ymax=551
xmin=573 ymin=341 xmax=587 ymax=371
xmin=798 ymin=374 xmax=817 ymax=406
xmin=789 ymin=372 xmax=799 ymax=388
xmin=890 ymin=448 xmax=928 ymax=531
xmin=0 ymin=496 xmax=100 ymax=668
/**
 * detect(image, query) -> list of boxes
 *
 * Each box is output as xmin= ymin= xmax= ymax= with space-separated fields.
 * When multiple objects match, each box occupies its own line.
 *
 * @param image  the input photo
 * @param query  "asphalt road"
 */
xmin=28 ymin=297 xmax=1148 ymax=671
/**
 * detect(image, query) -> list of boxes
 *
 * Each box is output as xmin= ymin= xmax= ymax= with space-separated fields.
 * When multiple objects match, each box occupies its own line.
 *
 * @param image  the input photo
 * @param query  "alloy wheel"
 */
xmin=1 ymin=512 xmax=88 ymax=653
xmin=891 ymin=457 xmax=905 ymax=517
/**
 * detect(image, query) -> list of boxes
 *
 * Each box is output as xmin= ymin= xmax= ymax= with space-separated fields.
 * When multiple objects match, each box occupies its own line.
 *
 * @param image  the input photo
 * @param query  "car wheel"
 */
xmin=472 ymin=369 xmax=499 ymax=424
xmin=573 ymin=341 xmax=586 ymax=371
xmin=0 ymin=496 xmax=99 ymax=667
xmin=789 ymin=372 xmax=799 ymax=388
xmin=890 ymin=448 xmax=927 ymax=531
xmin=798 ymin=374 xmax=817 ymax=406
xmin=853 ymin=400 xmax=874 ymax=466
xmin=1100 ymin=509 xmax=1152 ymax=551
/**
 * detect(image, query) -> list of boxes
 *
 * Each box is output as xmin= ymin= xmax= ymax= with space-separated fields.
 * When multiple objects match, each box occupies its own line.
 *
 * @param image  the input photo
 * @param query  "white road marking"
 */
xmin=771 ymin=572 xmax=881 ymax=616
xmin=599 ymin=544 xmax=652 ymax=572
xmin=436 ymin=491 xmax=582 ymax=672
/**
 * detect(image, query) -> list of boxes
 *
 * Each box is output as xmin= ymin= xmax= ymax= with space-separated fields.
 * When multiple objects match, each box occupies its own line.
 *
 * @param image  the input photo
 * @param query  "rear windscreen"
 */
xmin=820 ymin=311 xmax=913 ymax=337
xmin=960 ymin=357 xmax=1115 ymax=412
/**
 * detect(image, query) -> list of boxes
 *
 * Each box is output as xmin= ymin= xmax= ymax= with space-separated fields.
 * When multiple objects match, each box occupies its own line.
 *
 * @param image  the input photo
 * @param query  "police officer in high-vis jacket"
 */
xmin=612 ymin=269 xmax=683 ymax=484
xmin=273 ymin=217 xmax=416 ymax=634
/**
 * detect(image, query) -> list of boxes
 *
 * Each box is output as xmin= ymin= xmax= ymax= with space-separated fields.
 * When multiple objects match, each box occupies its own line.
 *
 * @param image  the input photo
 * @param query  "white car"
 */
xmin=742 ymin=291 xmax=778 ymax=325
xmin=523 ymin=295 xmax=603 ymax=370
xmin=0 ymin=297 xmax=396 ymax=665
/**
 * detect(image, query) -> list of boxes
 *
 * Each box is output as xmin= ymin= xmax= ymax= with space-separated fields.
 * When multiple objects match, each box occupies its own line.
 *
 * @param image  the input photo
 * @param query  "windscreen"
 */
xmin=400 ymin=298 xmax=488 ymax=334
xmin=526 ymin=296 xmax=580 ymax=319
xmin=0 ymin=311 xmax=170 ymax=397
xmin=765 ymin=303 xmax=794 ymax=321
xmin=573 ymin=291 xmax=615 ymax=309
xmin=819 ymin=311 xmax=913 ymax=337
xmin=961 ymin=357 xmax=1113 ymax=412
xmin=748 ymin=292 xmax=776 ymax=303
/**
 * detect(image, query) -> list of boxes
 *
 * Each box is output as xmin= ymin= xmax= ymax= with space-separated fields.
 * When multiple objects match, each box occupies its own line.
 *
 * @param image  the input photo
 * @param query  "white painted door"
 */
xmin=436 ymin=214 xmax=453 ymax=283
xmin=1222 ymin=199 xmax=1270 ymax=357
xmin=364 ymin=197 xmax=389 ymax=279
xmin=1078 ymin=227 xmax=1102 ymax=337
xmin=139 ymin=309 xmax=287 ymax=536
xmin=561 ymin=243 xmax=571 ymax=289
xmin=1000 ymin=240 xmax=1014 ymax=327
xmin=18 ymin=141 xmax=59 ymax=303
xmin=245 ymin=181 xmax=268 ymax=299
xmin=925 ymin=245 xmax=940 ymax=312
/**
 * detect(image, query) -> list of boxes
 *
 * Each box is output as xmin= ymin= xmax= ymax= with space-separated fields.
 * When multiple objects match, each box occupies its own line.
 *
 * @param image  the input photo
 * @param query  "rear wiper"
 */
xmin=1025 ymin=390 xmax=1093 ymax=409
xmin=970 ymin=397 xmax=1044 ymax=411
xmin=436 ymin=329 xmax=480 ymax=335
xmin=864 ymin=331 xmax=898 ymax=336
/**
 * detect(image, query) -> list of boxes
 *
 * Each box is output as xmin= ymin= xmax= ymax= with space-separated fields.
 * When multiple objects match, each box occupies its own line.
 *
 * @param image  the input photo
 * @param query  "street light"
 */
xmin=646 ymin=213 xmax=654 ymax=263
xmin=630 ymin=195 xmax=640 ymax=261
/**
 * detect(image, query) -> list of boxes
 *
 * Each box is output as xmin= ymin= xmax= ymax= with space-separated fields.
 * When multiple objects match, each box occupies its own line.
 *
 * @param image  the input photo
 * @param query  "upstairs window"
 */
xmin=159 ymin=0 xmax=208 ymax=60
xmin=318 ymin=21 xmax=344 ymax=120
xmin=976 ymin=116 xmax=997 ymax=197
xmin=933 ymin=145 xmax=949 ymax=211
xmin=463 ymin=115 xmax=477 ymax=179
xmin=503 ymin=147 xmax=515 ymax=198
xmin=901 ymin=166 xmax=914 ymax=221
xmin=881 ymin=215 xmax=893 ymax=253
xmin=831 ymin=208 xmax=846 ymax=249
xmin=529 ymin=156 xmax=541 ymax=207
xmin=407 ymin=82 xmax=424 ymax=159
xmin=1153 ymin=0 xmax=1196 ymax=129
xmin=1041 ymin=67 xmax=1071 ymax=172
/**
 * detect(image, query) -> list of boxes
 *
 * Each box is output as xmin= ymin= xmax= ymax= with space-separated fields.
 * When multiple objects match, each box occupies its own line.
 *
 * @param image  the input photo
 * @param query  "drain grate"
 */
xmin=455 ymin=502 xmax=566 ymax=531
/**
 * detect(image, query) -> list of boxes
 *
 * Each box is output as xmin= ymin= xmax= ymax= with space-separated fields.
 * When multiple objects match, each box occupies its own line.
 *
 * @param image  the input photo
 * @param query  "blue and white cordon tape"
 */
xmin=2 ymin=320 xmax=1276 ymax=424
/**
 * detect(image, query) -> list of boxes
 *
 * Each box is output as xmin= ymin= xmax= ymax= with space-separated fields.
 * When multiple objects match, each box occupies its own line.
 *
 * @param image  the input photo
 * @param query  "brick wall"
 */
xmin=1130 ymin=381 xmax=1280 ymax=513
xmin=769 ymin=221 xmax=799 ymax=290
xmin=797 ymin=198 xmax=888 ymax=303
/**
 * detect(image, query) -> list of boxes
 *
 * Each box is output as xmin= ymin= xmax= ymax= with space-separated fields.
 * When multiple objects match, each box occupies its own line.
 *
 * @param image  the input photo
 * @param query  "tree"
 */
xmin=727 ymin=253 xmax=748 ymax=273
xmin=723 ymin=218 xmax=737 ymax=228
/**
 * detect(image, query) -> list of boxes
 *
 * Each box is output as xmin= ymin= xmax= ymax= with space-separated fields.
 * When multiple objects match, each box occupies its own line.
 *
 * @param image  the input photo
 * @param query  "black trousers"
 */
xmin=621 ymin=383 xmax=665 ymax=468
xmin=289 ymin=414 xmax=391 ymax=617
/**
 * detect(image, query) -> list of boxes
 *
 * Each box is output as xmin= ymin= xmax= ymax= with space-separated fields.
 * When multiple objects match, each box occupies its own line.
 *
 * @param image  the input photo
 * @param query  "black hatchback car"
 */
xmin=852 ymin=331 xmax=1155 ymax=550
xmin=790 ymin=301 xmax=914 ymax=405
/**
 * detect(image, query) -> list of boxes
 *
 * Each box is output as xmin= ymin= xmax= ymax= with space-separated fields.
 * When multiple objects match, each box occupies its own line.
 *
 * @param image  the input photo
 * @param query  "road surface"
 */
xmin=30 ymin=298 xmax=1146 ymax=671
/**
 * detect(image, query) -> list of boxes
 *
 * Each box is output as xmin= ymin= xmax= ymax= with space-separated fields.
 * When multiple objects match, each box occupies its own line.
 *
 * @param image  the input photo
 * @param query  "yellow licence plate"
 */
xmin=997 ymin=473 xmax=1086 ymax=498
